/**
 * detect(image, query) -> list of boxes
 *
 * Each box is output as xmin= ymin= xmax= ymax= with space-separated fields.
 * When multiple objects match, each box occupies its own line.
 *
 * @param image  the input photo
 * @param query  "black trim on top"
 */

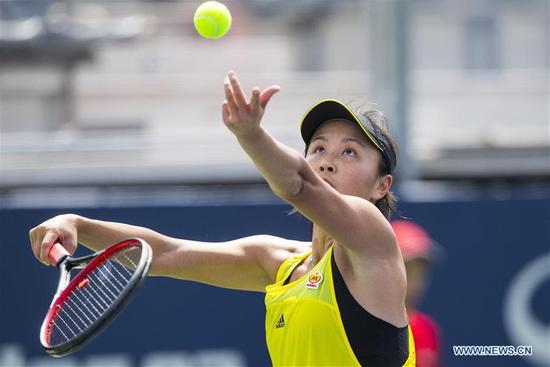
xmin=331 ymin=253 xmax=409 ymax=367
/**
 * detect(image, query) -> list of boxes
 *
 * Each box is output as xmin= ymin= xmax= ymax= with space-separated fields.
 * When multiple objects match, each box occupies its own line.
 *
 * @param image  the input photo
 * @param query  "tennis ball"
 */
xmin=193 ymin=1 xmax=232 ymax=39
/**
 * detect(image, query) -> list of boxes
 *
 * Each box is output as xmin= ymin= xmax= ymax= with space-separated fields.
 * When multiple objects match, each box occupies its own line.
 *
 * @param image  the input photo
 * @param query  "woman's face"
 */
xmin=305 ymin=119 xmax=390 ymax=202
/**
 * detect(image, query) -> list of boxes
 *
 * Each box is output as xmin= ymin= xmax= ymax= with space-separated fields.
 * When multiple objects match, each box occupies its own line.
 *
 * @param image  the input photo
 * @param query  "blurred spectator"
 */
xmin=392 ymin=220 xmax=443 ymax=367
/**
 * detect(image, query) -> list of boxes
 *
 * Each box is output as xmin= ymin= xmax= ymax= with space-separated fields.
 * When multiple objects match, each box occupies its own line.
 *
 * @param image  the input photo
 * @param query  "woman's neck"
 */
xmin=310 ymin=225 xmax=333 ymax=264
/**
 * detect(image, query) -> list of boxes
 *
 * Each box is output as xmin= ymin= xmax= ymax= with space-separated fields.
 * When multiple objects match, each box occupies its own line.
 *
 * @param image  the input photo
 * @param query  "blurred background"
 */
xmin=0 ymin=0 xmax=548 ymax=366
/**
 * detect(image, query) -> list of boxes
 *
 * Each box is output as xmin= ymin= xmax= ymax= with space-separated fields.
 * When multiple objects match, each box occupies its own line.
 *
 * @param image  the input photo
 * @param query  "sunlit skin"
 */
xmin=305 ymin=120 xmax=392 ymax=203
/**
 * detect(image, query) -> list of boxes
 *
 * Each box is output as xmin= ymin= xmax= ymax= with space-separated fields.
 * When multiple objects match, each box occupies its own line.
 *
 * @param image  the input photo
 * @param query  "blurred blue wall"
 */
xmin=1 ymin=198 xmax=548 ymax=366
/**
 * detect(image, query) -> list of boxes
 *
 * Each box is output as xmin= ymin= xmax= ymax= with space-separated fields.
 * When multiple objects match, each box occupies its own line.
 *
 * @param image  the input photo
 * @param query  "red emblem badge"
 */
xmin=305 ymin=271 xmax=323 ymax=289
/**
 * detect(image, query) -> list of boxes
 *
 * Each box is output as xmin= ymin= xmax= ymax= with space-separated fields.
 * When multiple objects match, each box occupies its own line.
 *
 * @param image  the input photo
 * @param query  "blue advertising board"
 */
xmin=1 ymin=197 xmax=548 ymax=366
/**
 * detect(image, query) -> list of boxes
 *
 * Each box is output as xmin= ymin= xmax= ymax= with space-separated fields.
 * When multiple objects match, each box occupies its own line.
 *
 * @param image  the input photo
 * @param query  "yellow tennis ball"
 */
xmin=193 ymin=1 xmax=232 ymax=39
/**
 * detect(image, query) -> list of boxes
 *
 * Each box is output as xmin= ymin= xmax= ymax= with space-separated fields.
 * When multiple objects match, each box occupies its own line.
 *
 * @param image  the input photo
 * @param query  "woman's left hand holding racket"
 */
xmin=30 ymin=214 xmax=152 ymax=357
xmin=30 ymin=214 xmax=80 ymax=266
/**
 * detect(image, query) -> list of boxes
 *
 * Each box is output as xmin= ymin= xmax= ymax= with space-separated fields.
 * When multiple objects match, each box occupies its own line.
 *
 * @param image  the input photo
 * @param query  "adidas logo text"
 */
xmin=275 ymin=314 xmax=285 ymax=328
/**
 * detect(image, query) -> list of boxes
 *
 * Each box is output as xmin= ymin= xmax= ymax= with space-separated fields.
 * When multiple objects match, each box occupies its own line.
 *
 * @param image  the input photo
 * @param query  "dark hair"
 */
xmin=361 ymin=109 xmax=399 ymax=220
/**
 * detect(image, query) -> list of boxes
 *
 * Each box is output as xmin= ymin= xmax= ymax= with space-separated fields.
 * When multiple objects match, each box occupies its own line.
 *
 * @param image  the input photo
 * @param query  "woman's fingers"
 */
xmin=39 ymin=230 xmax=60 ymax=265
xmin=224 ymin=76 xmax=239 ymax=114
xmin=222 ymin=101 xmax=231 ymax=123
xmin=249 ymin=87 xmax=261 ymax=114
xmin=260 ymin=85 xmax=281 ymax=109
xmin=228 ymin=71 xmax=247 ymax=107
xmin=222 ymin=72 xmax=280 ymax=133
xmin=29 ymin=226 xmax=41 ymax=261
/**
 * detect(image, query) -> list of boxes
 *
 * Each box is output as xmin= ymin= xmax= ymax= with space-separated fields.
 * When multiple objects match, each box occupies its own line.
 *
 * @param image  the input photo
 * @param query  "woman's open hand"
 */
xmin=222 ymin=71 xmax=280 ymax=138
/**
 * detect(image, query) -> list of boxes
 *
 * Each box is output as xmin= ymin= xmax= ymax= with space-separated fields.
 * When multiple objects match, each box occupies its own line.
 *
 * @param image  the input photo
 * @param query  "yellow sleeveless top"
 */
xmin=265 ymin=246 xmax=416 ymax=366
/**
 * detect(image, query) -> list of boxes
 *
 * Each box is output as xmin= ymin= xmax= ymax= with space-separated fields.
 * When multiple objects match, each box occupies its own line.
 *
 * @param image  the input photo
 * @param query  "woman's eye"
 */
xmin=343 ymin=148 xmax=355 ymax=156
xmin=313 ymin=146 xmax=325 ymax=153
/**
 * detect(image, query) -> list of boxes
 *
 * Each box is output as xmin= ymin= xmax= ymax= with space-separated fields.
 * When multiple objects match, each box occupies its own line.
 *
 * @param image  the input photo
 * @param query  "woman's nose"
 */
xmin=319 ymin=160 xmax=336 ymax=173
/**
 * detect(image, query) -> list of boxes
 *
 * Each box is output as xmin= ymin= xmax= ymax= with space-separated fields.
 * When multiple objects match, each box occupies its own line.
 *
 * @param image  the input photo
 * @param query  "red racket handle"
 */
xmin=49 ymin=242 xmax=70 ymax=266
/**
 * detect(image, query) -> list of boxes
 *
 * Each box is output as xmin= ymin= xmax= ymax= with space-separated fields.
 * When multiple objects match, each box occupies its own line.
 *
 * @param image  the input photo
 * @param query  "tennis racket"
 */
xmin=40 ymin=238 xmax=152 ymax=357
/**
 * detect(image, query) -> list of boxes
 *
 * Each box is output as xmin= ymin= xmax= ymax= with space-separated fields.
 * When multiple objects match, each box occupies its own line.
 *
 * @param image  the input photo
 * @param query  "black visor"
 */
xmin=300 ymin=99 xmax=397 ymax=173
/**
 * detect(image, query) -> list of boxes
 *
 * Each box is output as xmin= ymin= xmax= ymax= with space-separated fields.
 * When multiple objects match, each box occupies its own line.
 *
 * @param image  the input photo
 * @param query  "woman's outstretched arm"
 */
xmin=29 ymin=214 xmax=308 ymax=292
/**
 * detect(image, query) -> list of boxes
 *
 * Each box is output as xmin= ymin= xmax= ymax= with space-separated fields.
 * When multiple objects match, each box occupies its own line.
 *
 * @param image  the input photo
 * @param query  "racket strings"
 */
xmin=48 ymin=246 xmax=143 ymax=347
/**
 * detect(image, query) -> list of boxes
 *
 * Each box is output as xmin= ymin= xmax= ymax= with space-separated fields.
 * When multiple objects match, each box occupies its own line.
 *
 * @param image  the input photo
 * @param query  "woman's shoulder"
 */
xmin=242 ymin=234 xmax=310 ymax=251
xmin=246 ymin=235 xmax=311 ymax=282
xmin=262 ymin=235 xmax=311 ymax=266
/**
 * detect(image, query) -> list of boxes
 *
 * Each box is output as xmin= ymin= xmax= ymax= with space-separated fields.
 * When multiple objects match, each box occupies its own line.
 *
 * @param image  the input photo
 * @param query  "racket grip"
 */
xmin=49 ymin=242 xmax=70 ymax=266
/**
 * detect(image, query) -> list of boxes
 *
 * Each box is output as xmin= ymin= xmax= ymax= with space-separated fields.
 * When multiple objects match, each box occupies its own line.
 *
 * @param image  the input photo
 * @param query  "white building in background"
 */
xmin=0 ymin=0 xmax=548 ymax=202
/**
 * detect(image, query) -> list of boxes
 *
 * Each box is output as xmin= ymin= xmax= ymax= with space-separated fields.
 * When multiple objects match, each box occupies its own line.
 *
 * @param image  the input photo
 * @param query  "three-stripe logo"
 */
xmin=275 ymin=314 xmax=285 ymax=328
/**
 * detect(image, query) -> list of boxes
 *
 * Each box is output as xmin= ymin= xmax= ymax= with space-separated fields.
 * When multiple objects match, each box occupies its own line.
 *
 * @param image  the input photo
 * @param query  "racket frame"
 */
xmin=40 ymin=238 xmax=152 ymax=357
